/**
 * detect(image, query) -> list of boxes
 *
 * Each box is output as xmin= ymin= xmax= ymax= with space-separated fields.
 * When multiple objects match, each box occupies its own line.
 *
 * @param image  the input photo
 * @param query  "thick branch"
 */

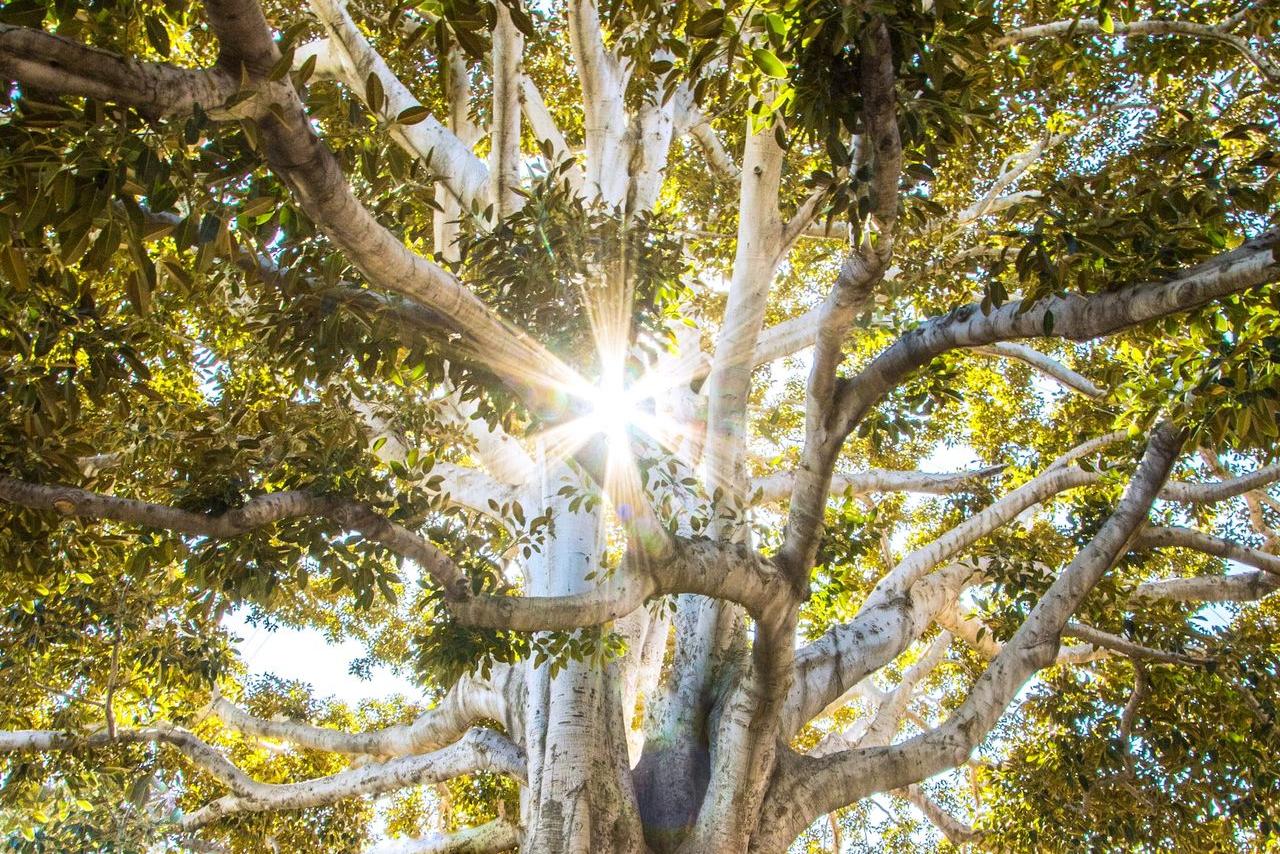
xmin=779 ymin=14 xmax=903 ymax=585
xmin=451 ymin=537 xmax=791 ymax=631
xmin=871 ymin=465 xmax=1099 ymax=602
xmin=0 ymin=24 xmax=239 ymax=119
xmin=180 ymin=727 xmax=525 ymax=830
xmin=519 ymin=75 xmax=584 ymax=192
xmin=488 ymin=3 xmax=524 ymax=217
xmin=1132 ymin=571 xmax=1280 ymax=602
xmin=1133 ymin=525 xmax=1280 ymax=575
xmin=834 ymin=232 xmax=1279 ymax=441
xmin=783 ymin=564 xmax=975 ymax=737
xmin=211 ymin=668 xmax=513 ymax=757
xmin=0 ymin=475 xmax=470 ymax=598
xmin=751 ymin=464 xmax=1006 ymax=504
xmin=997 ymin=17 xmax=1280 ymax=84
xmin=1159 ymin=463 xmax=1280 ymax=503
xmin=971 ymin=342 xmax=1105 ymax=398
xmin=367 ymin=819 xmax=522 ymax=854
xmin=702 ymin=124 xmax=784 ymax=493
xmin=756 ymin=425 xmax=1184 ymax=852
xmin=308 ymin=0 xmax=489 ymax=206
xmin=0 ymin=724 xmax=256 ymax=797
xmin=687 ymin=115 xmax=741 ymax=180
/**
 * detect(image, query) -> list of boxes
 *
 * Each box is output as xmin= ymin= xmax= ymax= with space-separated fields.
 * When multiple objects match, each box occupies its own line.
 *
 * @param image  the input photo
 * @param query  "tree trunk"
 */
xmin=520 ymin=459 xmax=646 ymax=853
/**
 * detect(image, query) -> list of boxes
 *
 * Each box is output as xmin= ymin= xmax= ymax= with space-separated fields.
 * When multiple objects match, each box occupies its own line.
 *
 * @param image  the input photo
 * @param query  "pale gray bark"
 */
xmin=368 ymin=818 xmax=522 ymax=854
xmin=753 ymin=424 xmax=1183 ymax=853
xmin=997 ymin=16 xmax=1280 ymax=83
xmin=971 ymin=342 xmax=1105 ymax=397
xmin=751 ymin=464 xmax=1006 ymax=504
xmin=181 ymin=728 xmax=525 ymax=830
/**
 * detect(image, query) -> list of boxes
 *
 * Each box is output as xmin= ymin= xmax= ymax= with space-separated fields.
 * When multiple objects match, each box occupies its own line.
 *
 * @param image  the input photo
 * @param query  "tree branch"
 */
xmin=367 ymin=818 xmax=522 ymax=854
xmin=1132 ymin=525 xmax=1280 ymax=575
xmin=833 ymin=231 xmax=1279 ymax=443
xmin=686 ymin=113 xmax=741 ymax=180
xmin=896 ymin=783 xmax=983 ymax=845
xmin=519 ymin=74 xmax=584 ymax=192
xmin=308 ymin=0 xmax=489 ymax=207
xmin=0 ymin=24 xmax=241 ymax=119
xmin=0 ymin=724 xmax=258 ymax=797
xmin=1063 ymin=620 xmax=1211 ymax=666
xmin=1132 ymin=571 xmax=1280 ymax=603
xmin=750 ymin=464 xmax=1006 ymax=504
xmin=783 ymin=564 xmax=976 ymax=737
xmin=997 ymin=16 xmax=1280 ymax=84
xmin=180 ymin=727 xmax=525 ymax=830
xmin=756 ymin=424 xmax=1184 ymax=852
xmin=451 ymin=537 xmax=791 ymax=631
xmin=779 ymin=13 xmax=903 ymax=585
xmin=1159 ymin=462 xmax=1280 ymax=503
xmin=971 ymin=342 xmax=1105 ymax=398
xmin=210 ymin=667 xmax=516 ymax=757
xmin=488 ymin=2 xmax=524 ymax=217
xmin=0 ymin=475 xmax=471 ymax=598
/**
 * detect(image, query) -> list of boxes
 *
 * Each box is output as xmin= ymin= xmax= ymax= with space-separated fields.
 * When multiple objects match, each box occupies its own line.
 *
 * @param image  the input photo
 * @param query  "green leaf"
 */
xmin=366 ymin=72 xmax=385 ymax=113
xmin=688 ymin=8 xmax=725 ymax=38
xmin=238 ymin=197 xmax=276 ymax=219
xmin=144 ymin=16 xmax=171 ymax=58
xmin=752 ymin=48 xmax=787 ymax=79
xmin=396 ymin=105 xmax=433 ymax=125
xmin=294 ymin=52 xmax=318 ymax=87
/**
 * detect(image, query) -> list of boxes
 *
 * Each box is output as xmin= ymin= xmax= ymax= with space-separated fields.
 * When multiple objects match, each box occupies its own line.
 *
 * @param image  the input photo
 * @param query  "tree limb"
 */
xmin=0 ymin=475 xmax=471 ymax=598
xmin=1159 ymin=463 xmax=1280 ymax=503
xmin=308 ymin=0 xmax=490 ymax=207
xmin=779 ymin=13 xmax=904 ymax=585
xmin=997 ymin=16 xmax=1280 ymax=84
xmin=833 ymin=231 xmax=1279 ymax=445
xmin=180 ymin=727 xmax=526 ymax=830
xmin=756 ymin=424 xmax=1184 ymax=852
xmin=1132 ymin=571 xmax=1280 ymax=603
xmin=750 ymin=464 xmax=1006 ymax=504
xmin=896 ymin=783 xmax=983 ymax=846
xmin=367 ymin=818 xmax=522 ymax=854
xmin=0 ymin=24 xmax=241 ymax=119
xmin=0 ymin=724 xmax=258 ymax=798
xmin=1063 ymin=620 xmax=1211 ymax=666
xmin=210 ymin=667 xmax=516 ymax=757
xmin=1132 ymin=525 xmax=1280 ymax=575
xmin=971 ymin=342 xmax=1105 ymax=398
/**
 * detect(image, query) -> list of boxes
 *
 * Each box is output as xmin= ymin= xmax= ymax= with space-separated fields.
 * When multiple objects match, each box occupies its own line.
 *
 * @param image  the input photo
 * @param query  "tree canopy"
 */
xmin=0 ymin=0 xmax=1278 ymax=851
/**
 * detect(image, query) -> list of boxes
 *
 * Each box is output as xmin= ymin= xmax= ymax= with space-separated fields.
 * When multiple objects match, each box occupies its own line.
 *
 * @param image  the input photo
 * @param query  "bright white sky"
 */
xmin=224 ymin=609 xmax=419 ymax=704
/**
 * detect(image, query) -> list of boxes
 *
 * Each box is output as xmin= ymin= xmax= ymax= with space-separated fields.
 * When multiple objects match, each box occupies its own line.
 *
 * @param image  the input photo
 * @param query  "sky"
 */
xmin=223 ymin=609 xmax=419 ymax=704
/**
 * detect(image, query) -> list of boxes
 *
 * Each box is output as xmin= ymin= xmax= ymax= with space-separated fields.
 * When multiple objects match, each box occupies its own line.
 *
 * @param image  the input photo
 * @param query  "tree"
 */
xmin=0 ymin=0 xmax=1278 ymax=849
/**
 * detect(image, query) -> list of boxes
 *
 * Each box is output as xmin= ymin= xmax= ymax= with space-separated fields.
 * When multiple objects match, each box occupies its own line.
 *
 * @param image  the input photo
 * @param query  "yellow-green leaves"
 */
xmin=752 ymin=47 xmax=788 ymax=78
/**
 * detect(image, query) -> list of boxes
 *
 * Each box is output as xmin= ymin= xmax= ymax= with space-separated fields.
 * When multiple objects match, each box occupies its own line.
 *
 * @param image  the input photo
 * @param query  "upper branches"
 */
xmin=755 ymin=424 xmax=1186 ymax=852
xmin=0 ymin=472 xmax=789 ymax=633
xmin=0 ymin=476 xmax=470 ymax=598
xmin=778 ymin=13 xmax=905 ymax=586
xmin=997 ymin=14 xmax=1280 ymax=84
xmin=834 ymin=231 xmax=1279 ymax=437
